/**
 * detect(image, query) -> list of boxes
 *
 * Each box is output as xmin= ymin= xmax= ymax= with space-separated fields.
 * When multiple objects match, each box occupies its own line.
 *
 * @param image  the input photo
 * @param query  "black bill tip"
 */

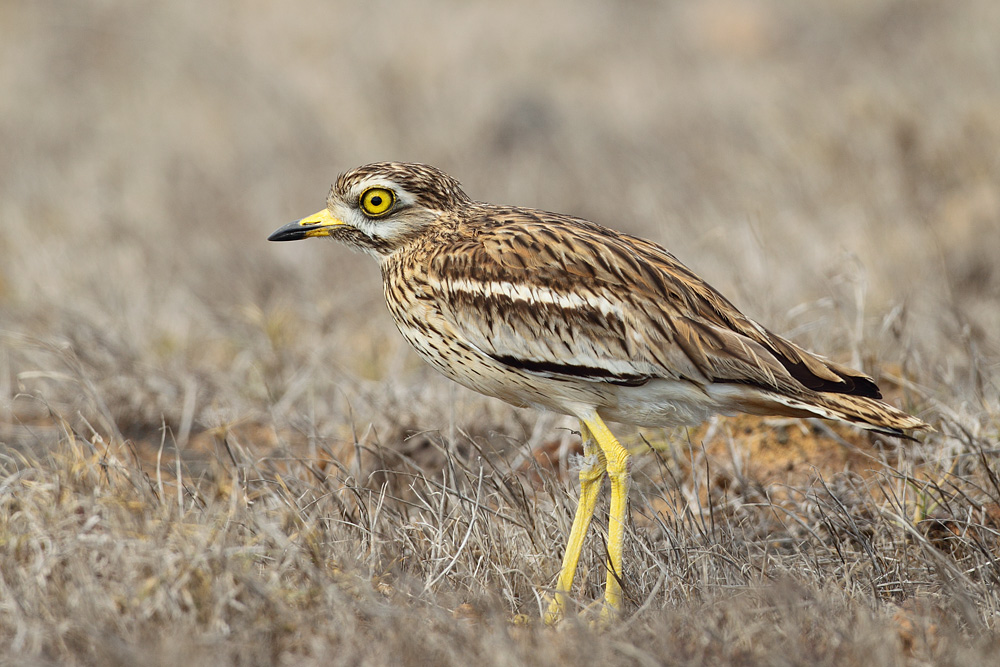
xmin=267 ymin=220 xmax=309 ymax=242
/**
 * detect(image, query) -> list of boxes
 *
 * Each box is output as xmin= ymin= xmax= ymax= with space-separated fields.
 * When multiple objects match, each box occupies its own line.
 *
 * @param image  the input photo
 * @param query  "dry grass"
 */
xmin=2 ymin=1 xmax=999 ymax=664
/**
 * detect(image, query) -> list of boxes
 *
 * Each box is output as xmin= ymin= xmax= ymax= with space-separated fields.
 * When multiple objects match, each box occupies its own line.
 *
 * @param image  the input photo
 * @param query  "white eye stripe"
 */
xmin=349 ymin=179 xmax=415 ymax=209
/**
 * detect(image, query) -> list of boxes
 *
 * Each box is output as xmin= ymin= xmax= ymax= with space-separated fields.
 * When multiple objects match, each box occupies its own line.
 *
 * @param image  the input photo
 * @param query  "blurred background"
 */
xmin=1 ymin=0 xmax=998 ymax=456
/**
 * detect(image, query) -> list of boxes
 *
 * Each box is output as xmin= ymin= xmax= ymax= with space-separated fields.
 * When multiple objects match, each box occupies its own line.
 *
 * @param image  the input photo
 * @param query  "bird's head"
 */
xmin=268 ymin=162 xmax=471 ymax=257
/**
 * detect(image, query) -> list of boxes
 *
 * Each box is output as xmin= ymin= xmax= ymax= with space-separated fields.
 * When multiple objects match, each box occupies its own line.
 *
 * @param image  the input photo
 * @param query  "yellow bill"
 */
xmin=268 ymin=209 xmax=344 ymax=241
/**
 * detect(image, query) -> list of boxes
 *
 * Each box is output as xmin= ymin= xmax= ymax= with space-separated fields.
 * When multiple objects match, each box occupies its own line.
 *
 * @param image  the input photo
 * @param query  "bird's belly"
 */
xmin=391 ymin=320 xmax=726 ymax=428
xmin=599 ymin=378 xmax=737 ymax=428
xmin=401 ymin=330 xmax=612 ymax=412
xmin=387 ymin=313 xmax=615 ymax=414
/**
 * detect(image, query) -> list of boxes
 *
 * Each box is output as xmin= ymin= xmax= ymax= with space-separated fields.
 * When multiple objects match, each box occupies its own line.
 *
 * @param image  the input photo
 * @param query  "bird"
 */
xmin=268 ymin=162 xmax=930 ymax=623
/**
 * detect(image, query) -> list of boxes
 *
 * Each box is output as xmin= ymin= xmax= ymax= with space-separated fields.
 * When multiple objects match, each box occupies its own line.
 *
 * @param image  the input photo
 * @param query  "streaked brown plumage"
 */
xmin=269 ymin=161 xmax=930 ymax=621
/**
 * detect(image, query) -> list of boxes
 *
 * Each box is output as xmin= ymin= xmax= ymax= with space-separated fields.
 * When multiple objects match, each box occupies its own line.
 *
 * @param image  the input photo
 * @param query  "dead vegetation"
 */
xmin=2 ymin=1 xmax=999 ymax=664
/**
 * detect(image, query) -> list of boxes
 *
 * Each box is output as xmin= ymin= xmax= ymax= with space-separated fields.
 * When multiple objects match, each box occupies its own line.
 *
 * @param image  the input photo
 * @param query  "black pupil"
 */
xmin=369 ymin=195 xmax=382 ymax=207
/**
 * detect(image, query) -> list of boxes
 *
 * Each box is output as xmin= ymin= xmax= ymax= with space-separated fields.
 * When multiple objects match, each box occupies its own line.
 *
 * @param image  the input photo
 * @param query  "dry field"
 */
xmin=2 ymin=1 xmax=999 ymax=664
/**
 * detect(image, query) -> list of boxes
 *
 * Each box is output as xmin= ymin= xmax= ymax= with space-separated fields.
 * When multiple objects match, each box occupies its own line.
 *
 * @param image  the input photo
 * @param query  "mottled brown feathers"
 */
xmin=309 ymin=162 xmax=930 ymax=436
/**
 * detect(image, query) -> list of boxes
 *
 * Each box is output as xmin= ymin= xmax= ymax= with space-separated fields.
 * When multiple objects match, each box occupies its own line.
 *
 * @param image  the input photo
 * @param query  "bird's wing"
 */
xmin=425 ymin=209 xmax=876 ymax=398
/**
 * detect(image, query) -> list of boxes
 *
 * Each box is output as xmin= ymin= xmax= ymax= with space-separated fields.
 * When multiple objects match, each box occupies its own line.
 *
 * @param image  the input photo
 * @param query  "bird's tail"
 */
xmin=763 ymin=391 xmax=931 ymax=438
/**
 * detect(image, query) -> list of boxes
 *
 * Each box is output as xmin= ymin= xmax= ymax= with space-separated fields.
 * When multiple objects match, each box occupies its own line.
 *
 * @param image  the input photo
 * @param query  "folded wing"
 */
xmin=426 ymin=209 xmax=878 ymax=403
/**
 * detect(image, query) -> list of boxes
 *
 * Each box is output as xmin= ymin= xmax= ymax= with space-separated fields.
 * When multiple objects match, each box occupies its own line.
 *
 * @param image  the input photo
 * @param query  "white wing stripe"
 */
xmin=443 ymin=277 xmax=622 ymax=318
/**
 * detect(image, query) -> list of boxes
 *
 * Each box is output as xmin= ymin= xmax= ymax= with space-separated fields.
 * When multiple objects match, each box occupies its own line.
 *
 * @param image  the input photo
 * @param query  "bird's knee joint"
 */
xmin=573 ymin=453 xmax=605 ymax=482
xmin=605 ymin=449 xmax=631 ymax=477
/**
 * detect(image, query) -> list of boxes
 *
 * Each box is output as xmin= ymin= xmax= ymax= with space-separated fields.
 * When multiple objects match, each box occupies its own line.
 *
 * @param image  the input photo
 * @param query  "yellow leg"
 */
xmin=544 ymin=421 xmax=606 ymax=624
xmin=581 ymin=413 xmax=631 ymax=618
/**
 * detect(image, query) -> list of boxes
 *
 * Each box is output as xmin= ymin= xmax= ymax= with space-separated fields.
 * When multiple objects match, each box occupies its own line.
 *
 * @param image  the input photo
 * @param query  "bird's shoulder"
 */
xmin=431 ymin=206 xmax=684 ymax=292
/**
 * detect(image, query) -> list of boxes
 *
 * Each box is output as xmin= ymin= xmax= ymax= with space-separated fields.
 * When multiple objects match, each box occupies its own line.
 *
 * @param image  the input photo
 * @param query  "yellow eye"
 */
xmin=359 ymin=187 xmax=395 ymax=217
